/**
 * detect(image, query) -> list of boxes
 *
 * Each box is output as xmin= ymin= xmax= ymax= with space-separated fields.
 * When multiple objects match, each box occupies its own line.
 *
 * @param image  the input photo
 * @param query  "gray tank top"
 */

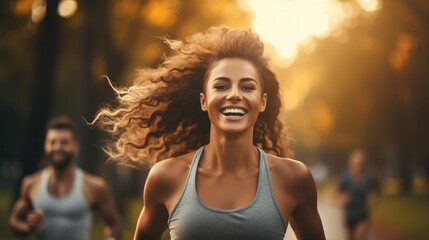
xmin=168 ymin=146 xmax=286 ymax=240
xmin=33 ymin=168 xmax=93 ymax=240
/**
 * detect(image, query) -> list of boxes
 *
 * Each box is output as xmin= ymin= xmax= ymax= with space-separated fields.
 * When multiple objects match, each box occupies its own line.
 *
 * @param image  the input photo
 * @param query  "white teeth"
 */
xmin=222 ymin=108 xmax=245 ymax=114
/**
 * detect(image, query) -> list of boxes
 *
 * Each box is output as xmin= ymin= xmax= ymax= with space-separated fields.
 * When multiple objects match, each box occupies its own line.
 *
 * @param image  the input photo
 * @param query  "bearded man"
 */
xmin=9 ymin=116 xmax=122 ymax=240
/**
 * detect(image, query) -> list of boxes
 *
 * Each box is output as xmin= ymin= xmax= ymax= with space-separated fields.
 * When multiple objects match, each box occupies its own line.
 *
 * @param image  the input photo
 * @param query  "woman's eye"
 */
xmin=214 ymin=85 xmax=227 ymax=90
xmin=242 ymin=85 xmax=256 ymax=91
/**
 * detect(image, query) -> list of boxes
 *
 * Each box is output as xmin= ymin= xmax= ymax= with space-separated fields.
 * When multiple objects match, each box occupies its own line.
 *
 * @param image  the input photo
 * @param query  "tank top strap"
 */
xmin=254 ymin=148 xmax=270 ymax=198
xmin=257 ymin=148 xmax=287 ymax=229
xmin=37 ymin=169 xmax=50 ymax=197
xmin=187 ymin=146 xmax=205 ymax=193
xmin=72 ymin=168 xmax=83 ymax=190
xmin=168 ymin=146 xmax=205 ymax=222
xmin=42 ymin=168 xmax=50 ymax=184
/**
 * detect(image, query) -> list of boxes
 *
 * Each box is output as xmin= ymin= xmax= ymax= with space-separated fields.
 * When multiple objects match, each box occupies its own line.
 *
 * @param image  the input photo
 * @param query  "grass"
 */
xmin=372 ymin=194 xmax=429 ymax=240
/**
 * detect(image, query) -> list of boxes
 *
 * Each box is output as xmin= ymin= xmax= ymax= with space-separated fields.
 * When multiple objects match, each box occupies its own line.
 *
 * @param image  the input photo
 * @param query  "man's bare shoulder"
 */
xmin=81 ymin=170 xmax=113 ymax=206
xmin=23 ymin=170 xmax=44 ymax=183
xmin=21 ymin=170 xmax=45 ymax=194
xmin=82 ymin=170 xmax=109 ymax=193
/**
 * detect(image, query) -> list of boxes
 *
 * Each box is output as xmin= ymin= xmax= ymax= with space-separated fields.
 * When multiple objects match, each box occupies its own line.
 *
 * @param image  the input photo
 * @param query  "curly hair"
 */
xmin=93 ymin=26 xmax=290 ymax=169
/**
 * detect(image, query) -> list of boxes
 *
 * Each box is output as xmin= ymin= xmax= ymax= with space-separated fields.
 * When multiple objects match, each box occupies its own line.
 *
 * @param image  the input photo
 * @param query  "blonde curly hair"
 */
xmin=93 ymin=26 xmax=290 ymax=170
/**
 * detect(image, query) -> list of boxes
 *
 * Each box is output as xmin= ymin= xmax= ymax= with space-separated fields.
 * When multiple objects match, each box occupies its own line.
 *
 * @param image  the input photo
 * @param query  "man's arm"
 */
xmin=290 ymin=164 xmax=326 ymax=240
xmin=9 ymin=177 xmax=44 ymax=236
xmin=91 ymin=177 xmax=123 ymax=240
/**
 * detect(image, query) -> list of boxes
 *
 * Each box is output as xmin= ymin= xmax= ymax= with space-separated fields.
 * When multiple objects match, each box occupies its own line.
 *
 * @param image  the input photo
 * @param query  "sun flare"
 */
xmin=241 ymin=0 xmax=382 ymax=64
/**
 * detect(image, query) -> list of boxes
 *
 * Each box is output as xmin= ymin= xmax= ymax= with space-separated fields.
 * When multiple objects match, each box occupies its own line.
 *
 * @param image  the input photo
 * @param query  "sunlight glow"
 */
xmin=58 ymin=0 xmax=78 ymax=18
xmin=357 ymin=0 xmax=382 ymax=12
xmin=31 ymin=0 xmax=46 ymax=23
xmin=241 ymin=0 xmax=382 ymax=64
xmin=142 ymin=0 xmax=179 ymax=28
xmin=389 ymin=33 xmax=415 ymax=71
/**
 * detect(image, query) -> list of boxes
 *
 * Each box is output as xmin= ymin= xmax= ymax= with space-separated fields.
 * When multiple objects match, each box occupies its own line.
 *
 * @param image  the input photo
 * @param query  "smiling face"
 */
xmin=349 ymin=150 xmax=366 ymax=176
xmin=44 ymin=129 xmax=79 ymax=170
xmin=200 ymin=58 xmax=267 ymax=135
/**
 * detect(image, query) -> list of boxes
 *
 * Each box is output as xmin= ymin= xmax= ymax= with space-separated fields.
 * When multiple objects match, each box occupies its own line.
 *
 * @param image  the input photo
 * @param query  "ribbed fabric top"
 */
xmin=33 ymin=168 xmax=93 ymax=240
xmin=168 ymin=146 xmax=286 ymax=240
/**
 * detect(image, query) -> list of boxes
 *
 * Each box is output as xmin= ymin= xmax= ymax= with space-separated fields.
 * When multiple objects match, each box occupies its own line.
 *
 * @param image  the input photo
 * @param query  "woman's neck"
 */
xmin=202 ymin=127 xmax=259 ymax=173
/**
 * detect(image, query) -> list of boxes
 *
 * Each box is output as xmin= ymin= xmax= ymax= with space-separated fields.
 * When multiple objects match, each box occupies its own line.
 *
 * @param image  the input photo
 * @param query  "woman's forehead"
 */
xmin=206 ymin=58 xmax=261 ymax=83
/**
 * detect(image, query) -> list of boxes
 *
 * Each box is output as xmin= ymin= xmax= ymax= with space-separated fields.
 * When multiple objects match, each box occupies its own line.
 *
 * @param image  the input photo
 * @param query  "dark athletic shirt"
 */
xmin=339 ymin=172 xmax=379 ymax=221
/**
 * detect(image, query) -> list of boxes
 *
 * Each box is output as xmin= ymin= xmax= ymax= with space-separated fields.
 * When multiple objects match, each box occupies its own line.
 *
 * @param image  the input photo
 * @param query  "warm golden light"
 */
xmin=389 ymin=33 xmax=415 ymax=71
xmin=311 ymin=100 xmax=334 ymax=133
xmin=241 ymin=0 xmax=382 ymax=65
xmin=357 ymin=0 xmax=381 ymax=12
xmin=31 ymin=0 xmax=46 ymax=23
xmin=13 ymin=0 xmax=33 ymax=16
xmin=282 ymin=71 xmax=315 ymax=111
xmin=141 ymin=0 xmax=179 ymax=28
xmin=58 ymin=0 xmax=78 ymax=18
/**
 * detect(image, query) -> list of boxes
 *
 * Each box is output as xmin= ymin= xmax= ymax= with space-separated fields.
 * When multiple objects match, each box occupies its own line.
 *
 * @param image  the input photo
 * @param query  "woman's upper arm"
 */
xmin=290 ymin=163 xmax=326 ymax=240
xmin=134 ymin=164 xmax=170 ymax=240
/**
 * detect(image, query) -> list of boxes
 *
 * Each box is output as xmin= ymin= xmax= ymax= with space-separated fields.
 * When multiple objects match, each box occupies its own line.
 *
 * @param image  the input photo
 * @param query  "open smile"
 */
xmin=220 ymin=107 xmax=248 ymax=119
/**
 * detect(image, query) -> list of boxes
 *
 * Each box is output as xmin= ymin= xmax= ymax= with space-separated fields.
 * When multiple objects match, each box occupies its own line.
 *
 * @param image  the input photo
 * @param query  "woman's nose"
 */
xmin=226 ymin=86 xmax=242 ymax=100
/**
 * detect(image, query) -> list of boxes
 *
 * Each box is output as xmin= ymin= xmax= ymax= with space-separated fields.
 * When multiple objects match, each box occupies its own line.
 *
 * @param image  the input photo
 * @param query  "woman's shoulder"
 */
xmin=151 ymin=150 xmax=196 ymax=175
xmin=266 ymin=154 xmax=314 ymax=187
xmin=266 ymin=154 xmax=317 ymax=201
xmin=146 ymin=150 xmax=196 ymax=189
xmin=266 ymin=154 xmax=310 ymax=179
xmin=143 ymin=150 xmax=197 ymax=203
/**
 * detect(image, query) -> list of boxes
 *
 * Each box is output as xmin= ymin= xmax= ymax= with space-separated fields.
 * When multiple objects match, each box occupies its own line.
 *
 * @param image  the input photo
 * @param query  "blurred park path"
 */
xmin=284 ymin=194 xmax=380 ymax=240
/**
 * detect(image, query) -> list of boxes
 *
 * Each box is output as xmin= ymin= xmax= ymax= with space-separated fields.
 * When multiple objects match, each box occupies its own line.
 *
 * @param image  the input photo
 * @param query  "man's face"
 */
xmin=44 ymin=129 xmax=79 ymax=170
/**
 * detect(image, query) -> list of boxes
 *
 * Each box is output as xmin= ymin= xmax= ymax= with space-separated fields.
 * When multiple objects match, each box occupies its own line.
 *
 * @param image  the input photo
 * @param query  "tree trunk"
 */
xmin=13 ymin=0 xmax=60 ymax=200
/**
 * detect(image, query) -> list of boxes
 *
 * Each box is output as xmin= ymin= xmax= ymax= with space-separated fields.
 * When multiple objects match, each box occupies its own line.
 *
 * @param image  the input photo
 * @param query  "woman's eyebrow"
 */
xmin=240 ymin=78 xmax=257 ymax=83
xmin=213 ymin=77 xmax=230 ymax=82
xmin=213 ymin=77 xmax=257 ymax=83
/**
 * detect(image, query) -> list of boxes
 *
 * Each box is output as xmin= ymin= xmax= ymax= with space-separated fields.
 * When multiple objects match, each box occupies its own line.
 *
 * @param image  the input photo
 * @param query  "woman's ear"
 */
xmin=260 ymin=93 xmax=267 ymax=112
xmin=200 ymin=93 xmax=207 ymax=111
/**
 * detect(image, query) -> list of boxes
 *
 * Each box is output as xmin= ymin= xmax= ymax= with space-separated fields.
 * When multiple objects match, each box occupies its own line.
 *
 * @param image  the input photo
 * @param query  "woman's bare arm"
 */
xmin=290 ymin=163 xmax=326 ymax=240
xmin=134 ymin=163 xmax=170 ymax=240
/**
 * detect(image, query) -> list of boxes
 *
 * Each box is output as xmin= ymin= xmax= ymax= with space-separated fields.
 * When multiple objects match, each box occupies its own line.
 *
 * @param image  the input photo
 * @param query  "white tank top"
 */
xmin=33 ymin=168 xmax=93 ymax=240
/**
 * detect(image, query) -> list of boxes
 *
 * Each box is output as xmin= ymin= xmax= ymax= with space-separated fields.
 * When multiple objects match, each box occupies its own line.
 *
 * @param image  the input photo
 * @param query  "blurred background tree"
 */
xmin=280 ymin=0 xmax=429 ymax=193
xmin=0 ymin=0 xmax=252 ymax=222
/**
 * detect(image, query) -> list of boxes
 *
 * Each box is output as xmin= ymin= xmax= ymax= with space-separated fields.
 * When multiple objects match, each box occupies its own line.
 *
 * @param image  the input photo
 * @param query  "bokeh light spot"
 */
xmin=58 ymin=0 xmax=78 ymax=19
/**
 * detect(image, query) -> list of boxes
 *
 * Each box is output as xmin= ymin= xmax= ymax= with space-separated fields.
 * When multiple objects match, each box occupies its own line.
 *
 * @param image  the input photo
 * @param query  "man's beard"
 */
xmin=45 ymin=152 xmax=75 ymax=170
